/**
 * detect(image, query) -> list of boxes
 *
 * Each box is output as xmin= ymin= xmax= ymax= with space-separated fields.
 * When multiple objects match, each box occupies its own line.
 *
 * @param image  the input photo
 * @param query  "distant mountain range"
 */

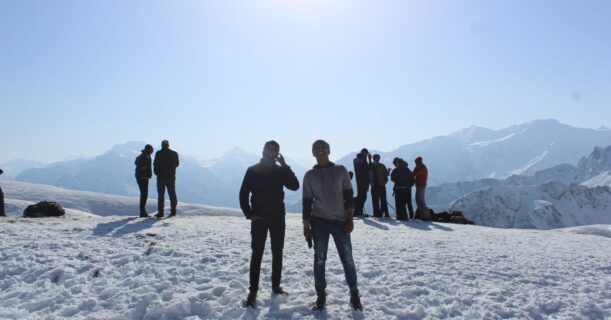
xmin=7 ymin=119 xmax=611 ymax=214
xmin=337 ymin=119 xmax=611 ymax=185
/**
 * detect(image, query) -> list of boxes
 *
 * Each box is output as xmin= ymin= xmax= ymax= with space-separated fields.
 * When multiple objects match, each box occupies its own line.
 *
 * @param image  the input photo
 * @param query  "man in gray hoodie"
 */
xmin=303 ymin=140 xmax=362 ymax=311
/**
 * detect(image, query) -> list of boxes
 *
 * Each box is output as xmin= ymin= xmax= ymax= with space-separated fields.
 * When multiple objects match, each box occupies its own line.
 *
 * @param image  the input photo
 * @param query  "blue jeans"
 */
xmin=312 ymin=218 xmax=359 ymax=297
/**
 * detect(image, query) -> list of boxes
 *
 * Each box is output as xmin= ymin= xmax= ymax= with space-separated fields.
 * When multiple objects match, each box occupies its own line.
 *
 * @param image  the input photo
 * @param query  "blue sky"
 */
xmin=1 ymin=0 xmax=610 ymax=164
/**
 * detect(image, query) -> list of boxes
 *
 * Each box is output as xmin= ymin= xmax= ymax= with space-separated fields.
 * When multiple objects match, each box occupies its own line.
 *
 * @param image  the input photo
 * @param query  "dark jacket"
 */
xmin=153 ymin=148 xmax=179 ymax=180
xmin=134 ymin=153 xmax=152 ymax=179
xmin=353 ymin=154 xmax=370 ymax=186
xmin=390 ymin=165 xmax=414 ymax=188
xmin=239 ymin=158 xmax=300 ymax=219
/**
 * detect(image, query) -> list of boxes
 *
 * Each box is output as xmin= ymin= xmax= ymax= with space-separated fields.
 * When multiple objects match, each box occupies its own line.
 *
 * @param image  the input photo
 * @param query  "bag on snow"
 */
xmin=23 ymin=201 xmax=66 ymax=218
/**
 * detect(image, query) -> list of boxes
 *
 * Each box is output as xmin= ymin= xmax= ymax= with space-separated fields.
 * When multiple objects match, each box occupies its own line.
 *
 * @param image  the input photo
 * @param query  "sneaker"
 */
xmin=312 ymin=296 xmax=326 ymax=311
xmin=244 ymin=291 xmax=257 ymax=308
xmin=154 ymin=213 xmax=164 ymax=219
xmin=139 ymin=212 xmax=149 ymax=218
xmin=272 ymin=286 xmax=288 ymax=296
xmin=350 ymin=294 xmax=363 ymax=311
xmin=169 ymin=212 xmax=176 ymax=217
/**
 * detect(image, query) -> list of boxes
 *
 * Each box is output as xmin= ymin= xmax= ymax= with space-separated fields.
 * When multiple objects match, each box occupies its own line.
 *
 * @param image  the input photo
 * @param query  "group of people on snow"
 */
xmin=134 ymin=140 xmax=179 ymax=218
xmin=353 ymin=148 xmax=430 ymax=220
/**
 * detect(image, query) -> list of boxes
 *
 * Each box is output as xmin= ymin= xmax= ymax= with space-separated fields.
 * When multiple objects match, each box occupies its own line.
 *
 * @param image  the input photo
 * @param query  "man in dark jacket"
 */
xmin=153 ymin=140 xmax=179 ymax=218
xmin=239 ymin=140 xmax=300 ymax=308
xmin=135 ymin=144 xmax=154 ymax=217
xmin=390 ymin=158 xmax=415 ymax=220
xmin=0 ymin=168 xmax=5 ymax=217
xmin=369 ymin=154 xmax=389 ymax=218
xmin=353 ymin=148 xmax=371 ymax=217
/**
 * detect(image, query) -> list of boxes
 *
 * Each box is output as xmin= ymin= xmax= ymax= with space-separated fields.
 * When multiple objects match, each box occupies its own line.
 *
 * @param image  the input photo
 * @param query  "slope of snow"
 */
xmin=450 ymin=182 xmax=611 ymax=229
xmin=2 ymin=181 xmax=243 ymax=218
xmin=582 ymin=171 xmax=611 ymax=188
xmin=0 ymin=213 xmax=609 ymax=319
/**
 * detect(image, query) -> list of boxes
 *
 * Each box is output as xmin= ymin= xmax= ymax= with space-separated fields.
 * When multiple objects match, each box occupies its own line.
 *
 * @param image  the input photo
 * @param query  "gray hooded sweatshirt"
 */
xmin=302 ymin=163 xmax=354 ymax=229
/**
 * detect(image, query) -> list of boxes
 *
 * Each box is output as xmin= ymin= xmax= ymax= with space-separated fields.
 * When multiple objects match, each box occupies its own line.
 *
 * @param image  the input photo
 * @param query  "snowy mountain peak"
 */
xmin=598 ymin=125 xmax=610 ymax=131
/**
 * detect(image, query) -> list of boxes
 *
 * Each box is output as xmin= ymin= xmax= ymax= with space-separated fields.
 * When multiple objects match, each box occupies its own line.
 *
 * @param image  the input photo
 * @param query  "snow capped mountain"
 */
xmin=576 ymin=146 xmax=611 ymax=187
xmin=0 ymin=188 xmax=609 ymax=319
xmin=450 ymin=182 xmax=611 ymax=229
xmin=337 ymin=119 xmax=611 ymax=185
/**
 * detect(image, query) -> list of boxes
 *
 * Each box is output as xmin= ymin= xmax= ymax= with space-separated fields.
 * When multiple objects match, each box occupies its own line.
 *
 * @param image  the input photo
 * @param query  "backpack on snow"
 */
xmin=23 ymin=201 xmax=66 ymax=218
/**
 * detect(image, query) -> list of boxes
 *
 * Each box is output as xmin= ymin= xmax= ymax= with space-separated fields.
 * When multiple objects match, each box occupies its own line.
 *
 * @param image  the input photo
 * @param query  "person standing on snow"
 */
xmin=413 ymin=156 xmax=430 ymax=220
xmin=303 ymin=140 xmax=362 ymax=311
xmin=239 ymin=140 xmax=300 ymax=308
xmin=368 ymin=154 xmax=389 ymax=218
xmin=353 ymin=148 xmax=371 ymax=217
xmin=135 ymin=144 xmax=154 ymax=218
xmin=153 ymin=140 xmax=179 ymax=218
xmin=390 ymin=158 xmax=415 ymax=220
xmin=0 ymin=169 xmax=5 ymax=217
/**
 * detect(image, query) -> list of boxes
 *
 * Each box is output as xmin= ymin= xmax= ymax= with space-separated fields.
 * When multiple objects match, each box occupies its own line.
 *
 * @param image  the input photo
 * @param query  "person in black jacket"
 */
xmin=239 ymin=140 xmax=300 ymax=308
xmin=353 ymin=148 xmax=371 ymax=216
xmin=0 ymin=168 xmax=5 ymax=217
xmin=135 ymin=144 xmax=154 ymax=217
xmin=390 ymin=158 xmax=415 ymax=220
xmin=153 ymin=140 xmax=179 ymax=218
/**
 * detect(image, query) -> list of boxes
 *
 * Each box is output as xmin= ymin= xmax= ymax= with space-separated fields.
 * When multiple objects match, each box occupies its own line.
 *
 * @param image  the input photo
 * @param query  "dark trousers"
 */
xmin=371 ymin=185 xmax=388 ymax=217
xmin=157 ymin=178 xmax=177 ymax=215
xmin=250 ymin=217 xmax=285 ymax=293
xmin=355 ymin=184 xmax=368 ymax=215
xmin=415 ymin=186 xmax=429 ymax=220
xmin=136 ymin=178 xmax=149 ymax=214
xmin=394 ymin=188 xmax=414 ymax=219
xmin=0 ymin=186 xmax=4 ymax=216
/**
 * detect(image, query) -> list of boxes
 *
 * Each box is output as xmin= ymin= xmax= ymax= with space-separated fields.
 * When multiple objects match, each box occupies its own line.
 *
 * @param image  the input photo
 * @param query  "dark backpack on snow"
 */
xmin=23 ymin=201 xmax=66 ymax=218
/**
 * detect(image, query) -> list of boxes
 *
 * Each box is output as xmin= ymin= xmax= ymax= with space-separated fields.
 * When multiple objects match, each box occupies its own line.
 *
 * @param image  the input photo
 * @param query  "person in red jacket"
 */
xmin=135 ymin=144 xmax=154 ymax=217
xmin=413 ymin=157 xmax=430 ymax=220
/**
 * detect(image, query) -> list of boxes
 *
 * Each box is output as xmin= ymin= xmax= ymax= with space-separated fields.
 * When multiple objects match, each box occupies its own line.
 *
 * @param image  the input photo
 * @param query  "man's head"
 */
xmin=262 ymin=140 xmax=280 ymax=160
xmin=161 ymin=140 xmax=170 ymax=149
xmin=143 ymin=144 xmax=154 ymax=155
xmin=415 ymin=156 xmax=423 ymax=165
xmin=372 ymin=154 xmax=381 ymax=164
xmin=393 ymin=157 xmax=401 ymax=168
xmin=312 ymin=139 xmax=330 ymax=164
xmin=360 ymin=148 xmax=369 ymax=156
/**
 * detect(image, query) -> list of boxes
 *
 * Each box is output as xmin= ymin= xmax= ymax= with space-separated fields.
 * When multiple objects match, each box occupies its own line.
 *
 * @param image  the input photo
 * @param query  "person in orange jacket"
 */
xmin=413 ymin=157 xmax=430 ymax=220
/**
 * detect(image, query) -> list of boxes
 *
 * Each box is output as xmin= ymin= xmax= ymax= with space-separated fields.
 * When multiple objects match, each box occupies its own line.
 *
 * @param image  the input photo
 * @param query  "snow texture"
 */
xmin=0 ymin=213 xmax=609 ymax=320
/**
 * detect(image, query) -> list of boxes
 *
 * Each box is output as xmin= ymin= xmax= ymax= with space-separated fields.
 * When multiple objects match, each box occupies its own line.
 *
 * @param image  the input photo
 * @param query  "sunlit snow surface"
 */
xmin=0 ymin=210 xmax=609 ymax=319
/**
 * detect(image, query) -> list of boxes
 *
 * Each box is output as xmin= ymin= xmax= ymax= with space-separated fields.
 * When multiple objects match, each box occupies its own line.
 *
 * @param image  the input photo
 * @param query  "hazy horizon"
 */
xmin=2 ymin=0 xmax=610 ymax=164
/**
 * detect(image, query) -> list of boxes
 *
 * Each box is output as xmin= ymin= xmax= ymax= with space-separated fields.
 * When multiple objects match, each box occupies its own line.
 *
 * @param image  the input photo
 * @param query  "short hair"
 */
xmin=312 ymin=139 xmax=330 ymax=152
xmin=373 ymin=154 xmax=381 ymax=160
xmin=360 ymin=148 xmax=368 ymax=154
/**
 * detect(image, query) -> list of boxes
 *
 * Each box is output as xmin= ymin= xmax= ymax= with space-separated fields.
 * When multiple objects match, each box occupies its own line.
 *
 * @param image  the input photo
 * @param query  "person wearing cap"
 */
xmin=303 ymin=140 xmax=362 ymax=311
xmin=153 ymin=140 xmax=179 ymax=218
xmin=239 ymin=140 xmax=300 ymax=308
xmin=0 ymin=168 xmax=5 ymax=217
xmin=135 ymin=144 xmax=154 ymax=218
xmin=353 ymin=148 xmax=371 ymax=217
xmin=368 ymin=154 xmax=389 ymax=218
xmin=413 ymin=156 xmax=430 ymax=220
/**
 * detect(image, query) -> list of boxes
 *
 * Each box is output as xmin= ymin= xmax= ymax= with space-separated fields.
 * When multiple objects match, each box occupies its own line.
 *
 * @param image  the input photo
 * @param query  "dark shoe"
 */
xmin=312 ymin=296 xmax=326 ymax=311
xmin=154 ymin=213 xmax=164 ymax=219
xmin=169 ymin=212 xmax=176 ymax=217
xmin=272 ymin=286 xmax=288 ymax=296
xmin=139 ymin=212 xmax=149 ymax=218
xmin=244 ymin=291 xmax=257 ymax=308
xmin=350 ymin=294 xmax=363 ymax=311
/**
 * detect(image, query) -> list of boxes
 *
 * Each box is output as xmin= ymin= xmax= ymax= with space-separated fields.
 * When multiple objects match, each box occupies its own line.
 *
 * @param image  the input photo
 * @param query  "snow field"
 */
xmin=0 ymin=215 xmax=609 ymax=319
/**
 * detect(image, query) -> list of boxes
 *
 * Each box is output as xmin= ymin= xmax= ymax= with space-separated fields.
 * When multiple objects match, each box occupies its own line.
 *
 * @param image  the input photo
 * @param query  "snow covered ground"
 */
xmin=1 ymin=211 xmax=609 ymax=319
